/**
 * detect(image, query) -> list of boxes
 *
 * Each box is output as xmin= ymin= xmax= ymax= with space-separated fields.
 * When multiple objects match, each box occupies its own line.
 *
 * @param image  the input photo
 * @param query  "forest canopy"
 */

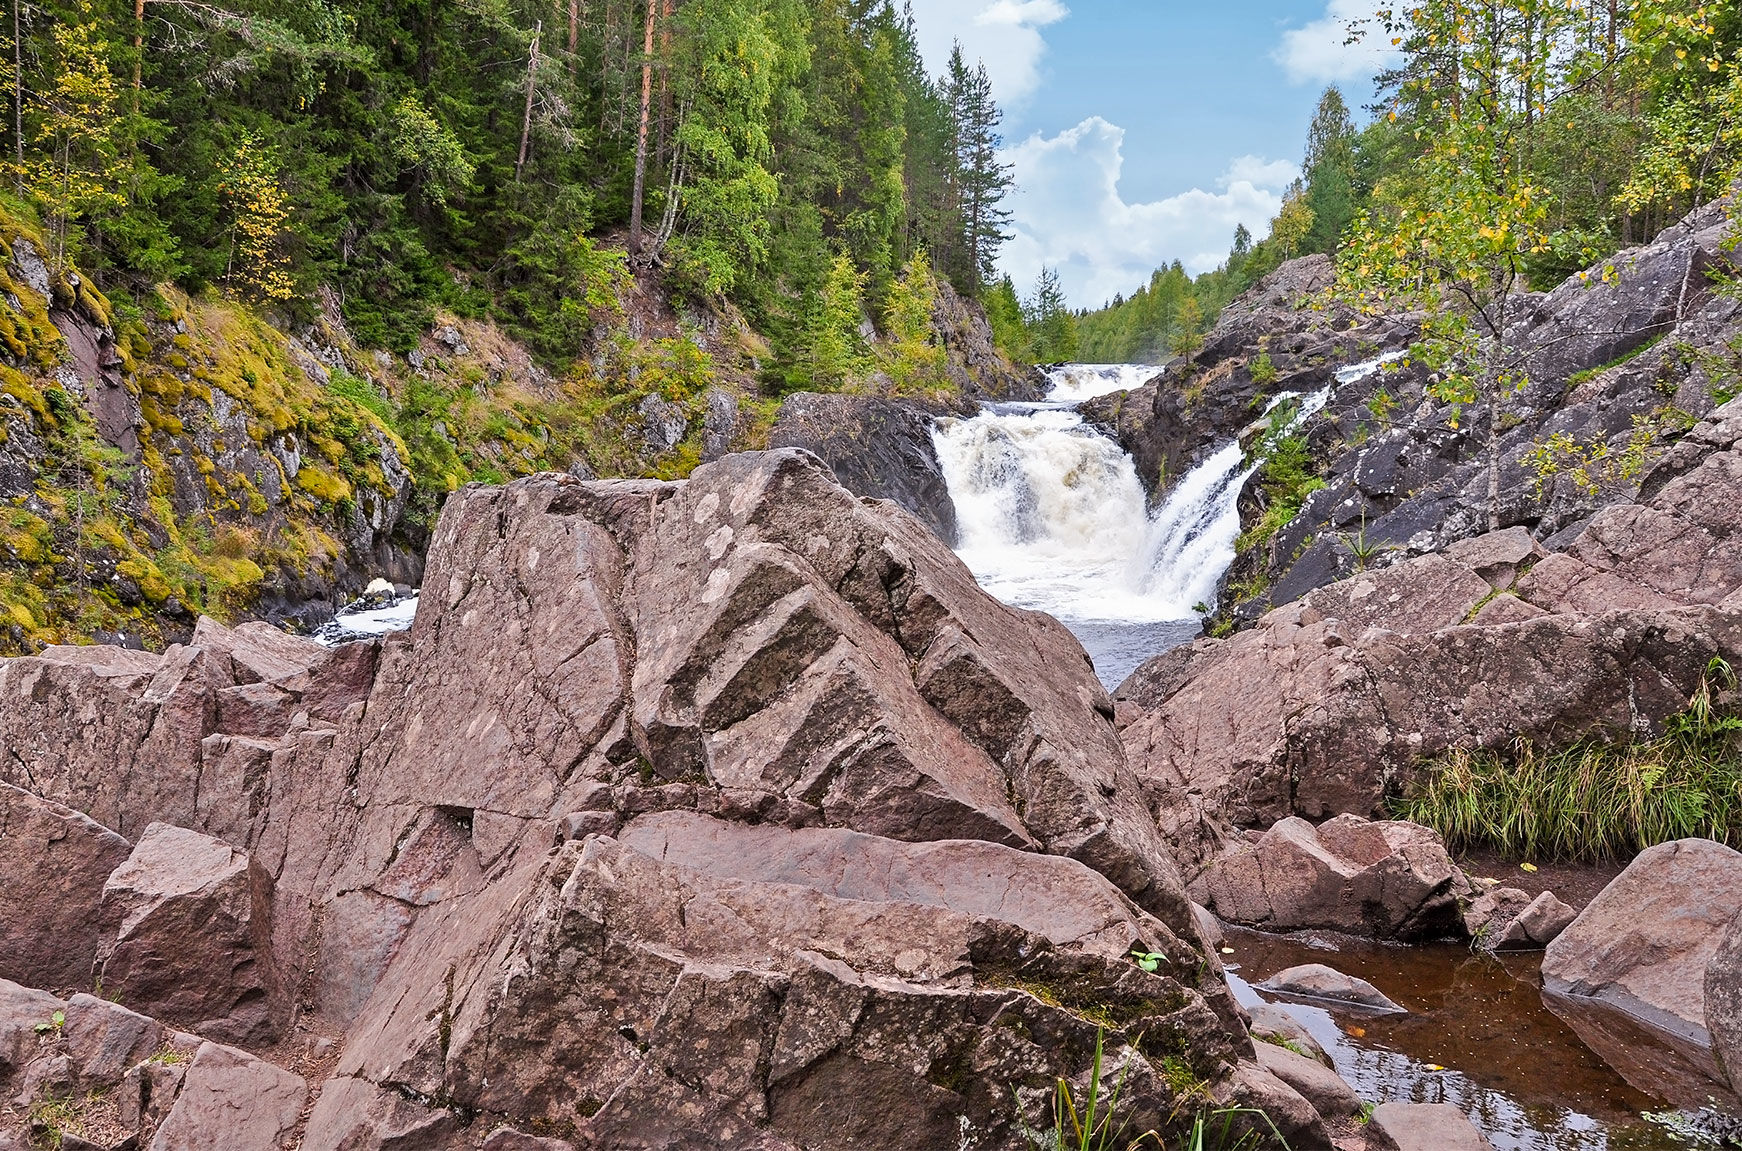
xmin=4 ymin=0 xmax=1016 ymax=389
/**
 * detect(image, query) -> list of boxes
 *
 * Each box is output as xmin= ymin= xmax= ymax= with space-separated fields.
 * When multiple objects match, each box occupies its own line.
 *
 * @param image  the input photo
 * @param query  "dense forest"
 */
xmin=1078 ymin=0 xmax=1742 ymax=366
xmin=6 ymin=0 xmax=1016 ymax=389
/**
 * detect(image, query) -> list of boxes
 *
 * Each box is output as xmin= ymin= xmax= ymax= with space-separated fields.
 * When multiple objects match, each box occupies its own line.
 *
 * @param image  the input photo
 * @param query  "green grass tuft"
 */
xmin=1397 ymin=660 xmax=1742 ymax=862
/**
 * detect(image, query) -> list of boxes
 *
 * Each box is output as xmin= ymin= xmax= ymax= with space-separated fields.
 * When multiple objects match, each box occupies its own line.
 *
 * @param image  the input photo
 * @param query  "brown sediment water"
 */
xmin=1222 ymin=928 xmax=1738 ymax=1151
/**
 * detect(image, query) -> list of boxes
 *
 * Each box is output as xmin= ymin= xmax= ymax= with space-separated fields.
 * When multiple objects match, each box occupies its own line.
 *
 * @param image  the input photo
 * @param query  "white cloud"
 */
xmin=999 ymin=118 xmax=1295 ymax=309
xmin=910 ymin=0 xmax=1069 ymax=107
xmin=1222 ymin=156 xmax=1300 ymax=191
xmin=1274 ymin=0 xmax=1402 ymax=86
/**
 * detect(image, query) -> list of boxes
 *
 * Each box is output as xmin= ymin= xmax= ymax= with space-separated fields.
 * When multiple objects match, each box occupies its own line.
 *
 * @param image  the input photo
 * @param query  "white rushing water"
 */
xmin=933 ymin=355 xmax=1397 ymax=685
xmin=313 ymin=592 xmax=420 ymax=646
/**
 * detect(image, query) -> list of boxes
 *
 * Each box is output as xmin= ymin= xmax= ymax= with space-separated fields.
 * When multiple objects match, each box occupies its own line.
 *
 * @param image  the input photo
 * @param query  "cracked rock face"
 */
xmin=0 ymin=450 xmax=1311 ymax=1149
xmin=1115 ymin=398 xmax=1742 ymax=873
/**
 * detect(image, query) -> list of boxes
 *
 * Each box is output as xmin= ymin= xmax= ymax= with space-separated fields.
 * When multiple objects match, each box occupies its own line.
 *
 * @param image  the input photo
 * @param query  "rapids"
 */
xmin=932 ymin=357 xmax=1395 ymax=687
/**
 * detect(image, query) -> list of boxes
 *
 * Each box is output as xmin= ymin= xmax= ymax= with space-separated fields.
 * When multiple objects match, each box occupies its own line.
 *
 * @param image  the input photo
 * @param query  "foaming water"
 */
xmin=934 ymin=358 xmax=1391 ymax=685
xmin=314 ymin=593 xmax=420 ymax=645
xmin=1042 ymin=363 xmax=1165 ymax=403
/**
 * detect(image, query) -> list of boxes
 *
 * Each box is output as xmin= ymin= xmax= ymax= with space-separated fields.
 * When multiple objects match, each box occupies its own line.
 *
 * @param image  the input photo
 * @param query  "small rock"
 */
xmin=1248 ymin=1003 xmax=1332 ymax=1068
xmin=1193 ymin=815 xmax=1471 ymax=940
xmin=1367 ymin=1102 xmax=1495 ymax=1150
xmin=97 ymin=825 xmax=284 ymax=1046
xmin=1257 ymin=963 xmax=1405 ymax=1013
xmin=1253 ymin=1040 xmax=1361 ymax=1118
xmin=1466 ymin=888 xmax=1577 ymax=951
xmin=147 ymin=1042 xmax=305 ymax=1151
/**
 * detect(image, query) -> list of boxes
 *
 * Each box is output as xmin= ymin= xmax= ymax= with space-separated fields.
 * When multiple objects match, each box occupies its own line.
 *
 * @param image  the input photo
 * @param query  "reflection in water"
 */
xmin=1223 ymin=929 xmax=1727 ymax=1151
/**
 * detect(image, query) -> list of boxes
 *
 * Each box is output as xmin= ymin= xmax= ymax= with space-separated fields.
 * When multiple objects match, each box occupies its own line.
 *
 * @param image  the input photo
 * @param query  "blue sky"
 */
xmin=909 ymin=0 xmax=1401 ymax=308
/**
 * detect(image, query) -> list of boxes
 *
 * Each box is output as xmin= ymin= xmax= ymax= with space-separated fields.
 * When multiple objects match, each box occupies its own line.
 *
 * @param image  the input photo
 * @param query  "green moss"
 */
xmin=295 ymin=464 xmax=352 ymax=504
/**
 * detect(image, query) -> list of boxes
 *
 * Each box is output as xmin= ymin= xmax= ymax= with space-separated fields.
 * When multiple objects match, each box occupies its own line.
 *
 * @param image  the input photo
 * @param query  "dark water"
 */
xmin=1222 ymin=928 xmax=1739 ymax=1150
xmin=1065 ymin=617 xmax=1202 ymax=689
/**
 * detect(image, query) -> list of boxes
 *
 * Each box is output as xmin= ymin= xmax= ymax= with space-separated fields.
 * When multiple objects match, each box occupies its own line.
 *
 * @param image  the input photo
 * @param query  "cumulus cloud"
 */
xmin=999 ymin=118 xmax=1295 ymax=309
xmin=910 ymin=0 xmax=1069 ymax=106
xmin=1274 ymin=0 xmax=1401 ymax=86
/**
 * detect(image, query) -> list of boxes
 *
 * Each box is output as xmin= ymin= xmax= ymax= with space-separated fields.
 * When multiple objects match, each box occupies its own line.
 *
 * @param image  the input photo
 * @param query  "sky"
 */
xmin=908 ymin=1 xmax=1402 ymax=308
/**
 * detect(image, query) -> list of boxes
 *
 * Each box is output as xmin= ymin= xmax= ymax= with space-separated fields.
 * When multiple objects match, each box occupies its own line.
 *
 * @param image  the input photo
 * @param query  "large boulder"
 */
xmin=1191 ymin=815 xmax=1471 ymax=940
xmin=1706 ymin=912 xmax=1742 ymax=1092
xmin=1 ymin=454 xmax=1272 ymax=1147
xmin=96 ymin=824 xmax=284 ymax=1045
xmin=1543 ymin=839 xmax=1742 ymax=1044
xmin=0 ymin=782 xmax=131 ymax=991
xmin=327 ymin=812 xmax=1249 ymax=1149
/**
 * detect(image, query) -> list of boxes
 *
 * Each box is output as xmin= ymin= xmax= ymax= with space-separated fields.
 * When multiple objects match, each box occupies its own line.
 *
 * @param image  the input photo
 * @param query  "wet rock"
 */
xmin=1544 ymin=991 xmax=1732 ymax=1108
xmin=0 ymin=783 xmax=132 ymax=991
xmin=1191 ymin=815 xmax=1471 ymax=940
xmin=1367 ymin=1102 xmax=1496 ymax=1151
xmin=767 ymin=393 xmax=960 ymax=543
xmin=1464 ymin=888 xmax=1577 ymax=952
xmin=146 ymin=1042 xmax=305 ymax=1151
xmin=1212 ymin=1060 xmax=1331 ymax=1151
xmin=1247 ymin=1003 xmax=1332 ymax=1068
xmin=1709 ymin=912 xmax=1742 ymax=1092
xmin=1252 ymin=1040 xmax=1361 ymax=1118
xmin=97 ymin=825 xmax=283 ymax=1046
xmin=1257 ymin=964 xmax=1405 ymax=1013
xmin=1543 ymin=839 xmax=1742 ymax=1044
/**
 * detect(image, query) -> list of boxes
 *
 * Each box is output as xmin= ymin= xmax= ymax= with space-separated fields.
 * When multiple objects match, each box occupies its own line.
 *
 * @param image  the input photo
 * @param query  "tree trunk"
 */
xmin=627 ymin=0 xmax=656 ymax=259
xmin=515 ymin=21 xmax=542 ymax=182
xmin=12 ymin=0 xmax=22 ymax=190
xmin=1485 ymin=289 xmax=1511 ymax=533
xmin=567 ymin=0 xmax=578 ymax=56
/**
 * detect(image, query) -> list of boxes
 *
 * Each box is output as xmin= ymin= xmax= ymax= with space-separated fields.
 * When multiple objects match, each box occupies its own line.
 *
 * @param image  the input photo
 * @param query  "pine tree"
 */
xmin=943 ymin=44 xmax=1011 ymax=295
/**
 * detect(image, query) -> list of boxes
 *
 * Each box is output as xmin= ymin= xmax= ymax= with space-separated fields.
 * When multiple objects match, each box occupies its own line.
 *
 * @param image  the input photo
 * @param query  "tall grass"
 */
xmin=1398 ymin=660 xmax=1742 ymax=862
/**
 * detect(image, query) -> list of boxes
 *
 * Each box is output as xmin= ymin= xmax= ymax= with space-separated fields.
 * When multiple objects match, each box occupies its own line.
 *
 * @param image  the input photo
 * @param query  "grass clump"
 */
xmin=1015 ymin=1030 xmax=1289 ymax=1151
xmin=1398 ymin=659 xmax=1742 ymax=862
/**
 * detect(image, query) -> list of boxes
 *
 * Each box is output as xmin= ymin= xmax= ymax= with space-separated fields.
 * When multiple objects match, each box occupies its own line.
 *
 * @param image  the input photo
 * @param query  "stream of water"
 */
xmin=932 ymin=360 xmax=1379 ymax=687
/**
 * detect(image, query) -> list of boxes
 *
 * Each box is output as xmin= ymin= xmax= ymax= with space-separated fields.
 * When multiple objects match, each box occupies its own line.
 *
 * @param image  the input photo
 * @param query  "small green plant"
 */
xmin=1130 ymin=950 xmax=1167 ymax=974
xmin=1338 ymin=515 xmax=1395 ymax=571
xmin=1249 ymin=352 xmax=1278 ymax=385
xmin=33 ymin=1009 xmax=65 ymax=1037
xmin=1017 ymin=1029 xmax=1149 ymax=1151
xmin=1367 ymin=387 xmax=1398 ymax=424
xmin=1522 ymin=407 xmax=1692 ymax=500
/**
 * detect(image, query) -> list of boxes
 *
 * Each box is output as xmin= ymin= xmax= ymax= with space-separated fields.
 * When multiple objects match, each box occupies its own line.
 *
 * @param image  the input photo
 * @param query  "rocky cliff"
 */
xmin=1085 ymin=199 xmax=1739 ymax=627
xmin=0 ymin=204 xmax=1032 ymax=657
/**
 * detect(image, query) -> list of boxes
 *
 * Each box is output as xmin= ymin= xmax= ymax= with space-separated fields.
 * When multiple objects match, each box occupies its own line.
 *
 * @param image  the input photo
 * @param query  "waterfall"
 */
xmin=933 ymin=354 xmax=1399 ymax=684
